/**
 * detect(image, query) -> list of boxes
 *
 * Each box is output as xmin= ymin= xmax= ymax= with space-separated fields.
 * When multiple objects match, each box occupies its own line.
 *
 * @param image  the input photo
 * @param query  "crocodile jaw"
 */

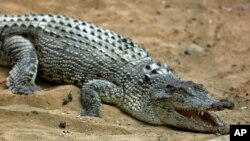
xmin=154 ymin=100 xmax=234 ymax=134
xmin=174 ymin=108 xmax=229 ymax=134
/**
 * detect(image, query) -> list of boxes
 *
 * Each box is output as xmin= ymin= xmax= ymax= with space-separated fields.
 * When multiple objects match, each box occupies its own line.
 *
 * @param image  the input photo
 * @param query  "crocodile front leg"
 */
xmin=80 ymin=80 xmax=123 ymax=117
xmin=2 ymin=35 xmax=41 ymax=94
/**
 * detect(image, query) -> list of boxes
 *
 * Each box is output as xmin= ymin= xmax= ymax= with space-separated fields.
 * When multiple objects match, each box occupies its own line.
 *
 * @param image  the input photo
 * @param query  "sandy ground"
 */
xmin=0 ymin=0 xmax=249 ymax=141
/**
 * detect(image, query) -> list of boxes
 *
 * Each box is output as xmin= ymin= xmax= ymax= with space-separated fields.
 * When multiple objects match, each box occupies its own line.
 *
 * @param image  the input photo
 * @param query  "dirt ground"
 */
xmin=0 ymin=0 xmax=249 ymax=141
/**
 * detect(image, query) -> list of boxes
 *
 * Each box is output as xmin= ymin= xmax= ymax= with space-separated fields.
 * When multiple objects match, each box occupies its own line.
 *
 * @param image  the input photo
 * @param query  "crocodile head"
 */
xmin=142 ymin=63 xmax=234 ymax=134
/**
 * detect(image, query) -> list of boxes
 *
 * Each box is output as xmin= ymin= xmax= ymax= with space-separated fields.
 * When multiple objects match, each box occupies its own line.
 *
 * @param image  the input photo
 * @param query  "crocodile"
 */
xmin=0 ymin=14 xmax=234 ymax=134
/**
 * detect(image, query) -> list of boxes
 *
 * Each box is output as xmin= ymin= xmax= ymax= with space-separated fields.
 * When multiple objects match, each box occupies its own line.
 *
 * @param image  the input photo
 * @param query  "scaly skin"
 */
xmin=0 ymin=14 xmax=234 ymax=134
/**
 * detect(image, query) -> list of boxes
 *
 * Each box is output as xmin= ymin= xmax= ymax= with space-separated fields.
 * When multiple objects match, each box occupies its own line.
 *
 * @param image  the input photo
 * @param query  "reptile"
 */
xmin=0 ymin=13 xmax=234 ymax=134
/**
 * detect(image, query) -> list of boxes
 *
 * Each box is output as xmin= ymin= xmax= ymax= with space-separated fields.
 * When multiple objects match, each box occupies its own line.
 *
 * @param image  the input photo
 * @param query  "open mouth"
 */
xmin=175 ymin=108 xmax=219 ymax=127
xmin=174 ymin=99 xmax=234 ymax=128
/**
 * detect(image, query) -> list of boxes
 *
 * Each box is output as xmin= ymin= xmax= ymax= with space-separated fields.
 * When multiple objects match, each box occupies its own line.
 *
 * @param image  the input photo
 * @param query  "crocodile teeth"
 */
xmin=201 ymin=111 xmax=204 ymax=116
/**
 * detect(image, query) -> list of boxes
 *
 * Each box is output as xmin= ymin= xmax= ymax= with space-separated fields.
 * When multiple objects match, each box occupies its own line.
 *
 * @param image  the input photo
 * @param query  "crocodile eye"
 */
xmin=177 ymin=88 xmax=187 ymax=94
xmin=165 ymin=85 xmax=175 ymax=93
xmin=166 ymin=86 xmax=187 ymax=94
xmin=145 ymin=65 xmax=151 ymax=70
xmin=166 ymin=85 xmax=174 ymax=89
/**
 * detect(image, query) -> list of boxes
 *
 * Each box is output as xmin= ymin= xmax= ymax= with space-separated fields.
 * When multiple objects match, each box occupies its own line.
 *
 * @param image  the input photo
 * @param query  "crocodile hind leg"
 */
xmin=80 ymin=80 xmax=123 ymax=117
xmin=2 ymin=35 xmax=41 ymax=94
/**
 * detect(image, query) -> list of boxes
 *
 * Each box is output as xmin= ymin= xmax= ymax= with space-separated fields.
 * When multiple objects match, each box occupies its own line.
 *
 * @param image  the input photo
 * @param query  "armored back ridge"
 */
xmin=0 ymin=14 xmax=234 ymax=134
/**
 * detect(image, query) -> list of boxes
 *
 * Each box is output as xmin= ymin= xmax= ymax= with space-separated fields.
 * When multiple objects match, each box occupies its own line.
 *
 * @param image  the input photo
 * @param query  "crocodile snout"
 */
xmin=211 ymin=99 xmax=234 ymax=111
